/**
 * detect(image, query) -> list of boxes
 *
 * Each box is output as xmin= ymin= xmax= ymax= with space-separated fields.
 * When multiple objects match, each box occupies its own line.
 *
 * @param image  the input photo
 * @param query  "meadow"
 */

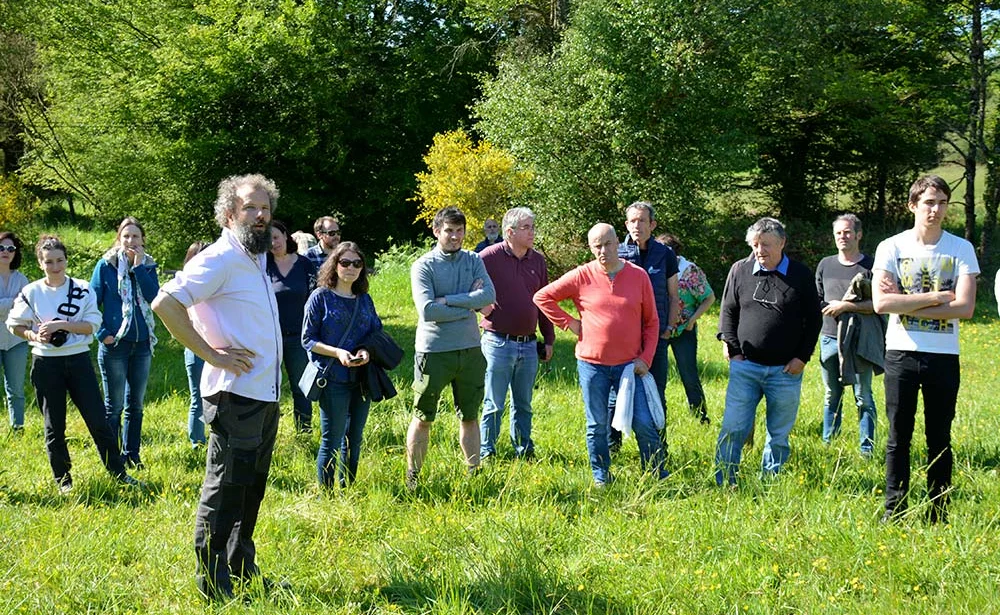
xmin=1 ymin=227 xmax=1000 ymax=614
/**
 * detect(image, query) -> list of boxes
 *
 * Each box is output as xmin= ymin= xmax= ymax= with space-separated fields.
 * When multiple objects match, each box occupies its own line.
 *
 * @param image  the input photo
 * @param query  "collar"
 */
xmin=752 ymin=254 xmax=789 ymax=275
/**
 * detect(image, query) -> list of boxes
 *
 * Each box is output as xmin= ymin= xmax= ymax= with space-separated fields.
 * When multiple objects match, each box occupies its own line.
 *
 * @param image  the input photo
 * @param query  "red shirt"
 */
xmin=479 ymin=242 xmax=555 ymax=344
xmin=533 ymin=260 xmax=659 ymax=367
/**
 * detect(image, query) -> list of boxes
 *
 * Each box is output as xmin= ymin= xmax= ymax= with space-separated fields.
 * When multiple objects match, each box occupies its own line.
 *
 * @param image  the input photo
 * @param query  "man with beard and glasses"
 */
xmin=406 ymin=207 xmax=495 ymax=490
xmin=152 ymin=174 xmax=284 ymax=600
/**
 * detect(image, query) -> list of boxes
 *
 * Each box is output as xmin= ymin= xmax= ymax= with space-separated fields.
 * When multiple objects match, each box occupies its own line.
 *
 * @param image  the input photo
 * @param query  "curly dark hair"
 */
xmin=316 ymin=241 xmax=368 ymax=295
xmin=0 ymin=231 xmax=24 ymax=269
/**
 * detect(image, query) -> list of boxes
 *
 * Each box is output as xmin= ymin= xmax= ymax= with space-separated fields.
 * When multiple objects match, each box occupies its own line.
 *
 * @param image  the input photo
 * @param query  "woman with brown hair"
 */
xmin=0 ymin=231 xmax=29 ymax=431
xmin=7 ymin=235 xmax=139 ymax=492
xmin=301 ymin=241 xmax=383 ymax=487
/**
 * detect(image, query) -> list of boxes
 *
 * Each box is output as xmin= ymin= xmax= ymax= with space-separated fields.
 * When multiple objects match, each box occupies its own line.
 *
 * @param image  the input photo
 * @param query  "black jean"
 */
xmin=194 ymin=391 xmax=279 ymax=593
xmin=883 ymin=350 xmax=960 ymax=514
xmin=30 ymin=351 xmax=126 ymax=482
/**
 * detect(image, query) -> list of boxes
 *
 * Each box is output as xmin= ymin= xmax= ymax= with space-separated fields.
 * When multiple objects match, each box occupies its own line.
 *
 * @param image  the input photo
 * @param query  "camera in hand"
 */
xmin=49 ymin=329 xmax=69 ymax=347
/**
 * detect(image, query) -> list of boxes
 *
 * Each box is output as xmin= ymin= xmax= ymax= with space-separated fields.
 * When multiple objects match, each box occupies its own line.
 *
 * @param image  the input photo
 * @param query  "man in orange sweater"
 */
xmin=534 ymin=223 xmax=665 ymax=487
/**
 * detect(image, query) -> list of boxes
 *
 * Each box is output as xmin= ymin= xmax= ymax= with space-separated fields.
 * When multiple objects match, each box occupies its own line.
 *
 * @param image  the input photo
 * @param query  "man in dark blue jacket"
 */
xmin=609 ymin=201 xmax=679 ymax=452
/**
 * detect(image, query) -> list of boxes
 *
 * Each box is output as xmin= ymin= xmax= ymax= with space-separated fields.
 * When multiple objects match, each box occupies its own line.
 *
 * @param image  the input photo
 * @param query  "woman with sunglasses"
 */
xmin=90 ymin=217 xmax=159 ymax=469
xmin=302 ymin=242 xmax=383 ymax=487
xmin=6 ymin=235 xmax=139 ymax=492
xmin=0 ymin=232 xmax=29 ymax=431
xmin=268 ymin=220 xmax=317 ymax=433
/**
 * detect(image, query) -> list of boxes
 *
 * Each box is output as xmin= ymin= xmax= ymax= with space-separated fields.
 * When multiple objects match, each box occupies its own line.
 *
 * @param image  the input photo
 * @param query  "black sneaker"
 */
xmin=119 ymin=474 xmax=145 ymax=489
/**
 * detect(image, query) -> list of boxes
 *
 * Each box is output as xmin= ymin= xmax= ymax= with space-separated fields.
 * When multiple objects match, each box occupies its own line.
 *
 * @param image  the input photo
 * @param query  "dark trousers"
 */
xmin=883 ymin=350 xmax=960 ymax=514
xmin=194 ymin=392 xmax=280 ymax=593
xmin=30 ymin=351 xmax=125 ymax=482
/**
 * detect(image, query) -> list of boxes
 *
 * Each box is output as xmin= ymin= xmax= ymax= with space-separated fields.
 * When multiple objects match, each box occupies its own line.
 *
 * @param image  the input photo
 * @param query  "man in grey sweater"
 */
xmin=407 ymin=207 xmax=496 ymax=489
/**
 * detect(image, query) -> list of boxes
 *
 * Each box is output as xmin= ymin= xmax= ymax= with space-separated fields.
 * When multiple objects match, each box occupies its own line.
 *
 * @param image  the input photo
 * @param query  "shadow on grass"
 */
xmin=1 ymin=477 xmax=156 ymax=509
xmin=371 ymin=571 xmax=623 ymax=614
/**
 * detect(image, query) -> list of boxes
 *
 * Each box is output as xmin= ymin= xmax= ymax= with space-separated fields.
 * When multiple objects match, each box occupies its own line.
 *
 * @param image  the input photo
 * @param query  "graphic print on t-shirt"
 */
xmin=896 ymin=255 xmax=956 ymax=334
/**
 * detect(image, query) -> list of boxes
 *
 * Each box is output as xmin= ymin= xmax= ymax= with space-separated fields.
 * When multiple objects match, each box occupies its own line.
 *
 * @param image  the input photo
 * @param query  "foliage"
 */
xmin=738 ymin=0 xmax=962 ymax=219
xmin=413 ymin=129 xmax=534 ymax=233
xmin=0 ymin=173 xmax=39 ymax=229
xmin=6 ymin=0 xmax=496 ymax=261
xmin=475 ymin=0 xmax=753 ymax=271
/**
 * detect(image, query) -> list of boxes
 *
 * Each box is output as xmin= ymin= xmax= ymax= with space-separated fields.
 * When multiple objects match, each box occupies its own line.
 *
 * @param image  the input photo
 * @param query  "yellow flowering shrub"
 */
xmin=413 ymin=129 xmax=533 ymax=233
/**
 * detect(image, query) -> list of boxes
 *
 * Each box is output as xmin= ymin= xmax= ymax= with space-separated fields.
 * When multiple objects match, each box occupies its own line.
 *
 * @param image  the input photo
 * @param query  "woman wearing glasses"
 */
xmin=0 ymin=231 xmax=29 ymax=431
xmin=302 ymin=242 xmax=383 ymax=487
xmin=268 ymin=220 xmax=317 ymax=433
xmin=7 ymin=235 xmax=139 ymax=492
xmin=90 ymin=217 xmax=159 ymax=469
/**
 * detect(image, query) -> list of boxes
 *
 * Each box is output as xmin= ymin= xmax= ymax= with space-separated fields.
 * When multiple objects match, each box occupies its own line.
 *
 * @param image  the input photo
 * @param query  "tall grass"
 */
xmin=1 ymin=235 xmax=999 ymax=614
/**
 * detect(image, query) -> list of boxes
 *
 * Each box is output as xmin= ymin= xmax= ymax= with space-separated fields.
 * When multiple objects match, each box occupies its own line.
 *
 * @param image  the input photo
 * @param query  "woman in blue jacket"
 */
xmin=302 ymin=242 xmax=382 ymax=487
xmin=90 ymin=217 xmax=159 ymax=469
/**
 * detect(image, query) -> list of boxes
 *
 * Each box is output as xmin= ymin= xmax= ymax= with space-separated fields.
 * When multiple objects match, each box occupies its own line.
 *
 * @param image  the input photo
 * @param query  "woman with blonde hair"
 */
xmin=90 ymin=216 xmax=159 ymax=468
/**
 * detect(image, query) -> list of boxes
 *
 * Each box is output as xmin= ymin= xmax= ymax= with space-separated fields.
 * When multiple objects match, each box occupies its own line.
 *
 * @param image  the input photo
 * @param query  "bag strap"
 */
xmin=315 ymin=290 xmax=362 ymax=375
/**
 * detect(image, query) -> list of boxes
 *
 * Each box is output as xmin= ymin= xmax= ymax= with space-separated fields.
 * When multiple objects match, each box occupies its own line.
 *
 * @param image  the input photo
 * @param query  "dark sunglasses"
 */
xmin=318 ymin=229 xmax=341 ymax=237
xmin=0 ymin=245 xmax=16 ymax=253
xmin=337 ymin=258 xmax=364 ymax=269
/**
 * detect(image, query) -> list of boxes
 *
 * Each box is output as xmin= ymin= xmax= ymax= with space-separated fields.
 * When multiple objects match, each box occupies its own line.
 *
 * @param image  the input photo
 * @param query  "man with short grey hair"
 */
xmin=153 ymin=173 xmax=284 ymax=600
xmin=478 ymin=207 xmax=554 ymax=461
xmin=715 ymin=217 xmax=821 ymax=486
xmin=475 ymin=218 xmax=502 ymax=252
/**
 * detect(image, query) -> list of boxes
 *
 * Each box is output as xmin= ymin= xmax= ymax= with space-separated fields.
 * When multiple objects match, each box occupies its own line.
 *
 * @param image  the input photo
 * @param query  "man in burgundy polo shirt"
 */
xmin=478 ymin=207 xmax=555 ymax=460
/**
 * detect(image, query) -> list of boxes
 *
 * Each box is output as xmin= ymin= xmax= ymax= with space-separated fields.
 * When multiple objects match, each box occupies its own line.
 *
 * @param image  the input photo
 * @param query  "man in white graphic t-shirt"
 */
xmin=872 ymin=175 xmax=979 ymax=524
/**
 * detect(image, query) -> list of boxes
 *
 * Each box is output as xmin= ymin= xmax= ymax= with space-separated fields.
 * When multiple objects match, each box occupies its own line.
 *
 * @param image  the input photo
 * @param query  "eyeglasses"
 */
xmin=319 ymin=229 xmax=341 ymax=237
xmin=0 ymin=246 xmax=16 ymax=253
xmin=752 ymin=277 xmax=778 ymax=305
xmin=337 ymin=258 xmax=364 ymax=269
xmin=515 ymin=224 xmax=535 ymax=233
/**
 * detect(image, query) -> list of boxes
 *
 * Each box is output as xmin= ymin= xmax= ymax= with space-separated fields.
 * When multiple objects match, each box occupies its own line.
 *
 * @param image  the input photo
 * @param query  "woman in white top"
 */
xmin=0 ymin=231 xmax=29 ymax=430
xmin=6 ymin=235 xmax=138 ymax=493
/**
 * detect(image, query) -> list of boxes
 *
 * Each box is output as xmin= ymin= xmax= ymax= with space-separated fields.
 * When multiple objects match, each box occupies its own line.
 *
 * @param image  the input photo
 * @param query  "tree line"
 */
xmin=1 ymin=0 xmax=999 ymax=275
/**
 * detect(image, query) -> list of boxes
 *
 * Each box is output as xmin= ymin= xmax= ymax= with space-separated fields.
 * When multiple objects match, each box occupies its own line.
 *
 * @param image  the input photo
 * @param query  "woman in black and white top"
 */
xmin=6 ymin=235 xmax=139 ymax=493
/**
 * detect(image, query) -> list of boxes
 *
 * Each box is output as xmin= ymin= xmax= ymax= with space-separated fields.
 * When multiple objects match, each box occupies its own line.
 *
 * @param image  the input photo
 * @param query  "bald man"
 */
xmin=534 ymin=223 xmax=666 ymax=487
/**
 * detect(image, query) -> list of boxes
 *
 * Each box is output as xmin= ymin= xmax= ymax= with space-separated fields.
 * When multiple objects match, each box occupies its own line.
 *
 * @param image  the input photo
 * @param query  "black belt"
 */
xmin=487 ymin=331 xmax=536 ymax=343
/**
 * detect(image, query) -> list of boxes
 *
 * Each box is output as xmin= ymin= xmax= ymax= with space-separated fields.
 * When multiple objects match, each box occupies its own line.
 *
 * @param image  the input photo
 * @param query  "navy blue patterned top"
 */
xmin=301 ymin=288 xmax=382 ymax=383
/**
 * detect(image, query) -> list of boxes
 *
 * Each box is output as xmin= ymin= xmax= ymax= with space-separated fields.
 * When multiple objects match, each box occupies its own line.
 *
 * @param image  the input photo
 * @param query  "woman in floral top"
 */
xmin=658 ymin=234 xmax=715 ymax=424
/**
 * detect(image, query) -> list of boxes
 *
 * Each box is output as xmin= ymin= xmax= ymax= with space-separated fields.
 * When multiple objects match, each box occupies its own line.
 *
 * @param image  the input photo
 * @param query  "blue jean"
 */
xmin=715 ymin=358 xmax=803 ymax=485
xmin=317 ymin=380 xmax=371 ymax=487
xmin=819 ymin=335 xmax=876 ymax=452
xmin=184 ymin=348 xmax=206 ymax=445
xmin=480 ymin=332 xmax=539 ymax=458
xmin=578 ymin=359 xmax=667 ymax=484
xmin=1 ymin=342 xmax=29 ymax=428
xmin=667 ymin=325 xmax=705 ymax=410
xmin=98 ymin=338 xmax=152 ymax=464
xmin=609 ymin=337 xmax=669 ymax=444
xmin=282 ymin=335 xmax=312 ymax=431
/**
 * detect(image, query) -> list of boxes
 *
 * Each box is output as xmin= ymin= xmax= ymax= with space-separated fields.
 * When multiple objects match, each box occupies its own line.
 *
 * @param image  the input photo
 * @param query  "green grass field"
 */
xmin=2 ymin=232 xmax=1000 ymax=614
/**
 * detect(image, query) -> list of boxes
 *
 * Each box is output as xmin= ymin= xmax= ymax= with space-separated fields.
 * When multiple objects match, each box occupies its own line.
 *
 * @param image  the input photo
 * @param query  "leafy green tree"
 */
xmin=9 ymin=0 xmax=496 ymax=260
xmin=475 ymin=0 xmax=753 ymax=268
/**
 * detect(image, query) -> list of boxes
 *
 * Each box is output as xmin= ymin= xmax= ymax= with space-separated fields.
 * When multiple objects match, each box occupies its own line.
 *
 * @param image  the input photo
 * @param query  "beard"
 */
xmin=233 ymin=220 xmax=273 ymax=254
